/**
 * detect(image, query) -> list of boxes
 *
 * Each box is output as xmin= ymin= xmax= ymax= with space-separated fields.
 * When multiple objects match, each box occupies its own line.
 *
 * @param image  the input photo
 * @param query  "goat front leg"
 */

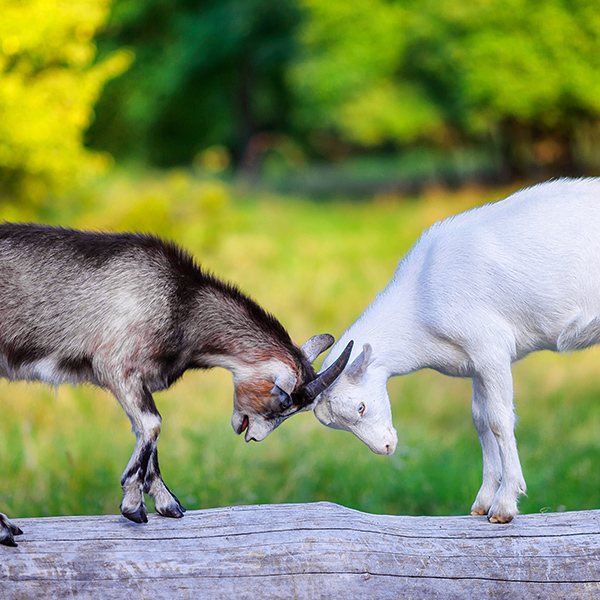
xmin=114 ymin=382 xmax=184 ymax=523
xmin=0 ymin=513 xmax=23 ymax=547
xmin=144 ymin=447 xmax=185 ymax=518
xmin=472 ymin=366 xmax=526 ymax=523
xmin=470 ymin=377 xmax=502 ymax=516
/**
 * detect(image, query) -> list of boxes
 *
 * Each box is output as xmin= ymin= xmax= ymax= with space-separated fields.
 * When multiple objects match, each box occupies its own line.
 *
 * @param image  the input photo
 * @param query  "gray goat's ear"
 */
xmin=301 ymin=334 xmax=335 ymax=363
xmin=347 ymin=343 xmax=372 ymax=381
xmin=274 ymin=373 xmax=296 ymax=395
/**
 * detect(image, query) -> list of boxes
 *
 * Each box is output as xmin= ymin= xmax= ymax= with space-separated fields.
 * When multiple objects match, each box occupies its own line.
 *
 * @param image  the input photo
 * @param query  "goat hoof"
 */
xmin=0 ymin=526 xmax=21 ymax=547
xmin=157 ymin=503 xmax=186 ymax=519
xmin=470 ymin=508 xmax=488 ymax=516
xmin=0 ymin=534 xmax=18 ymax=547
xmin=121 ymin=504 xmax=148 ymax=524
xmin=156 ymin=493 xmax=186 ymax=518
xmin=0 ymin=514 xmax=23 ymax=546
xmin=0 ymin=529 xmax=18 ymax=547
xmin=152 ymin=486 xmax=186 ymax=518
xmin=488 ymin=513 xmax=514 ymax=524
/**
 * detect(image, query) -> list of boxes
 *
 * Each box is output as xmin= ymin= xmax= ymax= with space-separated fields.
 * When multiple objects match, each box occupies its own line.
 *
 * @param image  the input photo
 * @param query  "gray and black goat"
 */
xmin=0 ymin=223 xmax=352 ymax=546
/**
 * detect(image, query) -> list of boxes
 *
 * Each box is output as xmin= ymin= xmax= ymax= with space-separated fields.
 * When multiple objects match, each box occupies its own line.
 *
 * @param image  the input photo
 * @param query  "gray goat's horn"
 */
xmin=297 ymin=340 xmax=354 ymax=403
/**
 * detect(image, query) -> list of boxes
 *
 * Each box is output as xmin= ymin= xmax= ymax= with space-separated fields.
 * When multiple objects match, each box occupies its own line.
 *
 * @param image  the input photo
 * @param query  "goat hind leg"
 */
xmin=0 ymin=513 xmax=23 ymax=547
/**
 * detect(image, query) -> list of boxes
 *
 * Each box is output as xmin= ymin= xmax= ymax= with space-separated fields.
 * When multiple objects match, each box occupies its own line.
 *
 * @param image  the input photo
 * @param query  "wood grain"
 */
xmin=2 ymin=502 xmax=600 ymax=599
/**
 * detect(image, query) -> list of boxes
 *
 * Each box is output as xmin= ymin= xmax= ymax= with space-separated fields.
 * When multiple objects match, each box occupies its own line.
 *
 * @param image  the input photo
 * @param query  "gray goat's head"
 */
xmin=231 ymin=334 xmax=353 ymax=443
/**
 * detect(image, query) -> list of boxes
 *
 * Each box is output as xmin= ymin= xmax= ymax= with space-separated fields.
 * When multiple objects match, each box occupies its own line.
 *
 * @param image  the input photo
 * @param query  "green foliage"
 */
xmin=290 ymin=0 xmax=444 ymax=145
xmin=89 ymin=0 xmax=301 ymax=166
xmin=0 ymin=0 xmax=132 ymax=203
xmin=291 ymin=0 xmax=600 ymax=174
xmin=84 ymin=0 xmax=600 ymax=178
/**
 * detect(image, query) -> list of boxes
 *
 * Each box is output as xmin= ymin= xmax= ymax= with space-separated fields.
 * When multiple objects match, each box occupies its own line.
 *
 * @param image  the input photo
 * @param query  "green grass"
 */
xmin=2 ymin=175 xmax=600 ymax=521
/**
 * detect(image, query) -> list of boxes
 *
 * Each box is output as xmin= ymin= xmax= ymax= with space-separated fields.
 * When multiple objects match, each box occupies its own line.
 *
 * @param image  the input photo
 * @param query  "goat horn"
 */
xmin=296 ymin=340 xmax=354 ymax=404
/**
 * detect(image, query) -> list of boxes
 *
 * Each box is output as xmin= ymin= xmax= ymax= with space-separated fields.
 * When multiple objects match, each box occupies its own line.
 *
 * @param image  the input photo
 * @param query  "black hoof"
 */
xmin=0 ymin=517 xmax=23 ymax=547
xmin=121 ymin=504 xmax=148 ymax=524
xmin=154 ymin=485 xmax=186 ymax=518
xmin=0 ymin=533 xmax=18 ymax=547
xmin=157 ymin=502 xmax=186 ymax=519
xmin=0 ymin=527 xmax=21 ymax=547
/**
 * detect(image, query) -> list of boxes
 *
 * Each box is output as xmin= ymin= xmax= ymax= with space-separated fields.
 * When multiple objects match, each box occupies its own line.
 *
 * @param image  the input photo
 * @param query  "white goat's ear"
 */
xmin=301 ymin=334 xmax=335 ymax=363
xmin=347 ymin=343 xmax=372 ymax=381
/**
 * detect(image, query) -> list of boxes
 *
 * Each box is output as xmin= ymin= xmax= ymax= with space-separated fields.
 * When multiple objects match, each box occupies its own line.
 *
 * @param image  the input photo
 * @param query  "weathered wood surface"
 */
xmin=1 ymin=502 xmax=600 ymax=599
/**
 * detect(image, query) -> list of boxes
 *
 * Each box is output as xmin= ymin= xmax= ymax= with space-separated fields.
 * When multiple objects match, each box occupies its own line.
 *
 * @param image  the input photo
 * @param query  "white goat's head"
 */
xmin=313 ymin=343 xmax=398 ymax=455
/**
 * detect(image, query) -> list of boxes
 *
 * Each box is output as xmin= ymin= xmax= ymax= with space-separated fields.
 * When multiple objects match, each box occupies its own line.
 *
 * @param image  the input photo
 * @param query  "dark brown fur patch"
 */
xmin=235 ymin=379 xmax=276 ymax=414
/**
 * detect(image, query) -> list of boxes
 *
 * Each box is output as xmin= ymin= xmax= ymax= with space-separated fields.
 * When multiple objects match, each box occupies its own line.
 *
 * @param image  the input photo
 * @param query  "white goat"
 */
xmin=314 ymin=177 xmax=600 ymax=523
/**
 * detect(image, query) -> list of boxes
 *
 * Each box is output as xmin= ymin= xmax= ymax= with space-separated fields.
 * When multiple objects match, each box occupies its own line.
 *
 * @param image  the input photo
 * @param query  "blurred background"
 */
xmin=1 ymin=0 xmax=600 ymax=521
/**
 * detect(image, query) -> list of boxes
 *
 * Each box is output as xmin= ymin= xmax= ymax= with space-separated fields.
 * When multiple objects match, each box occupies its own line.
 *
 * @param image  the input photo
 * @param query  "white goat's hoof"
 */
xmin=488 ymin=513 xmax=515 ymax=524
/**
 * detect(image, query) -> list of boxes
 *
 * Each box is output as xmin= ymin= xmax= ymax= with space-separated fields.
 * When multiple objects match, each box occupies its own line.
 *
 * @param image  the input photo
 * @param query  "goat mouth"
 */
xmin=241 ymin=415 xmax=249 ymax=433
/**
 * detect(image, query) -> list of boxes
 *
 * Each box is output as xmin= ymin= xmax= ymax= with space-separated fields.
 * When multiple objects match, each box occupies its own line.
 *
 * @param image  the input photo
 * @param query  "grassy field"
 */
xmin=2 ymin=175 xmax=600 ymax=521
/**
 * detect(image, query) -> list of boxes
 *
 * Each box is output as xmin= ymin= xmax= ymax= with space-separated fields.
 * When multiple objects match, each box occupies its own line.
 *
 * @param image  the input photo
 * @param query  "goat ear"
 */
xmin=347 ymin=343 xmax=372 ymax=381
xmin=274 ymin=373 xmax=296 ymax=395
xmin=271 ymin=384 xmax=293 ymax=410
xmin=301 ymin=334 xmax=335 ymax=363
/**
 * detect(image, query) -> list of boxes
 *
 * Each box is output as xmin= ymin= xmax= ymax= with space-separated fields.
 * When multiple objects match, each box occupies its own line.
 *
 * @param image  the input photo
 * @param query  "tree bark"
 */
xmin=2 ymin=502 xmax=600 ymax=599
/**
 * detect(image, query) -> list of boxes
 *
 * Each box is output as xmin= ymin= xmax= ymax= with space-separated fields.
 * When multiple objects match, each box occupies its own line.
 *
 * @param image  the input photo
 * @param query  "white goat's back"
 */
xmin=400 ymin=177 xmax=600 ymax=361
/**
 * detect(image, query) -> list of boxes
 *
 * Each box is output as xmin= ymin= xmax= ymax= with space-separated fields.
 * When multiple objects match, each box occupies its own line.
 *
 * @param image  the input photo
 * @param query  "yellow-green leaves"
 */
xmin=0 ymin=0 xmax=132 ymax=202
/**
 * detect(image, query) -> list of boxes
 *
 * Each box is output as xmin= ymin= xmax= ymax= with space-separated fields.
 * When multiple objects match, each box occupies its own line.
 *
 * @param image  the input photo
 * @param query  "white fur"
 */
xmin=315 ymin=177 xmax=600 ymax=522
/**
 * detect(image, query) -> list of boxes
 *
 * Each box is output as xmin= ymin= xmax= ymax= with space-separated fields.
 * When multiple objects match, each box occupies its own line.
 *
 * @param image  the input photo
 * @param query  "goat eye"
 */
xmin=358 ymin=402 xmax=365 ymax=416
xmin=279 ymin=395 xmax=292 ymax=411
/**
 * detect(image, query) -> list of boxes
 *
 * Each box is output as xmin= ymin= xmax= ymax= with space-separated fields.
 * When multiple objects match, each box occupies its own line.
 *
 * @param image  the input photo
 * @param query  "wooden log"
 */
xmin=1 ymin=502 xmax=600 ymax=599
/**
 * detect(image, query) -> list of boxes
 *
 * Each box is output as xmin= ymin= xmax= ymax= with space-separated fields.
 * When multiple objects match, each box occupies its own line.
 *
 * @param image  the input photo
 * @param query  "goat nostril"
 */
xmin=385 ymin=444 xmax=391 ymax=455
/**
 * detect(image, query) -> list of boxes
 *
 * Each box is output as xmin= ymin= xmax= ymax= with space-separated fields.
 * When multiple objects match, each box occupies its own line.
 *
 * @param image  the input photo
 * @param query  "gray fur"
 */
xmin=0 ymin=223 xmax=343 ymax=546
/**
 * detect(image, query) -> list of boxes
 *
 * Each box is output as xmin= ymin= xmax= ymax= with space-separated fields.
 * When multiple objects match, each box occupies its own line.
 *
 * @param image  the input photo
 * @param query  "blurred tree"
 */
xmin=89 ymin=0 xmax=301 ymax=168
xmin=290 ymin=0 xmax=444 ymax=148
xmin=0 ymin=0 xmax=131 ymax=204
xmin=291 ymin=0 xmax=600 ymax=177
